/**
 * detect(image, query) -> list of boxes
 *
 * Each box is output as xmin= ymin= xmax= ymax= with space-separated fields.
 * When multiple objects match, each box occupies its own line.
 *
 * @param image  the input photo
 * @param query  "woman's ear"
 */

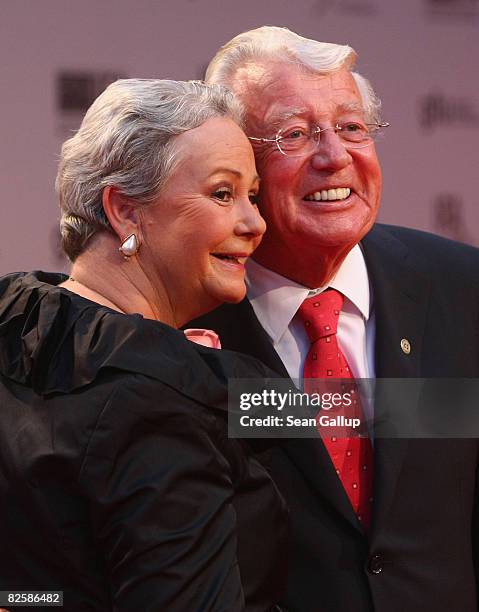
xmin=102 ymin=186 xmax=141 ymax=243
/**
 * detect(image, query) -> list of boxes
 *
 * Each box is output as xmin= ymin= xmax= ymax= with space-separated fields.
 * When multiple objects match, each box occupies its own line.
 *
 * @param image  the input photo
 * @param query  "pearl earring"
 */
xmin=119 ymin=233 xmax=139 ymax=259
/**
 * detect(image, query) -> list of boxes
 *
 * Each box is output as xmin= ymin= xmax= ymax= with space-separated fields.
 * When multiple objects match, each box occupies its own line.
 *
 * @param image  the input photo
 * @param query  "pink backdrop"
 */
xmin=1 ymin=0 xmax=478 ymax=274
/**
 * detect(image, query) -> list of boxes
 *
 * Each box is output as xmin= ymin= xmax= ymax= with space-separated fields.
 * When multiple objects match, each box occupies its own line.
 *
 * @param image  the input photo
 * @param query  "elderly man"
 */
xmin=190 ymin=26 xmax=479 ymax=612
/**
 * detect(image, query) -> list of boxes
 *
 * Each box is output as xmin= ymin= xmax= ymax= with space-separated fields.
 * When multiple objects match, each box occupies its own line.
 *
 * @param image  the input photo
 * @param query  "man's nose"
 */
xmin=309 ymin=131 xmax=353 ymax=172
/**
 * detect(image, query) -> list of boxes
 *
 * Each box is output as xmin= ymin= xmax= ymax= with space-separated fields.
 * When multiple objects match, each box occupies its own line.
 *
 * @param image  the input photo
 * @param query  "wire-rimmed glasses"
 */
xmin=248 ymin=121 xmax=390 ymax=157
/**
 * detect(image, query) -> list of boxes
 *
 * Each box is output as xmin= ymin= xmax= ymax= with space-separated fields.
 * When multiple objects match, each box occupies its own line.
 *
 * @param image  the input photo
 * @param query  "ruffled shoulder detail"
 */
xmin=0 ymin=272 xmax=269 ymax=406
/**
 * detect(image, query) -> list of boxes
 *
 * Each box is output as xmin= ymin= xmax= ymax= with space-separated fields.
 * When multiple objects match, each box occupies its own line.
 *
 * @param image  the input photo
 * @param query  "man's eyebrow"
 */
xmin=336 ymin=102 xmax=366 ymax=115
xmin=265 ymin=103 xmax=366 ymax=131
xmin=266 ymin=107 xmax=309 ymax=130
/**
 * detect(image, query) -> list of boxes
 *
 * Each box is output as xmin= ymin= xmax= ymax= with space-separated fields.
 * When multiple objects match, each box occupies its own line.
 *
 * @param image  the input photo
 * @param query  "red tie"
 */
xmin=298 ymin=290 xmax=373 ymax=529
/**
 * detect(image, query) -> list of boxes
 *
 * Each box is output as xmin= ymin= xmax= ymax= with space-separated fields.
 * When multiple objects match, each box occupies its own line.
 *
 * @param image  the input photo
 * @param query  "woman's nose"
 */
xmin=235 ymin=199 xmax=266 ymax=238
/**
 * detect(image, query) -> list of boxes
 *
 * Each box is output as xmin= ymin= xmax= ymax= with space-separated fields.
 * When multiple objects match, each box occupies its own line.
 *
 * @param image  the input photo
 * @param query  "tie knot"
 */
xmin=298 ymin=289 xmax=344 ymax=342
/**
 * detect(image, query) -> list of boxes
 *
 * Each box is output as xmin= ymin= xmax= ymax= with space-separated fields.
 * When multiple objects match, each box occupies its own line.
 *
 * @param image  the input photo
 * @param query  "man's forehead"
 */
xmin=234 ymin=61 xmax=273 ymax=87
xmin=235 ymin=63 xmax=363 ymax=125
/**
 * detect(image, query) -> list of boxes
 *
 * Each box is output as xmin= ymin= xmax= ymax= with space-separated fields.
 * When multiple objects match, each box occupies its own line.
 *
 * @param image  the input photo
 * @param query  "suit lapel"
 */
xmin=361 ymin=225 xmax=431 ymax=533
xmin=203 ymin=299 xmax=290 ymax=377
xmin=362 ymin=225 xmax=431 ymax=379
xmin=280 ymin=437 xmax=363 ymax=530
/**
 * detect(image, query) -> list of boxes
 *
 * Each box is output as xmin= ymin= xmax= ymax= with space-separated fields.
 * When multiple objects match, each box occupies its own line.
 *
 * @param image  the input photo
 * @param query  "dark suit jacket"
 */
xmin=189 ymin=224 xmax=479 ymax=612
xmin=0 ymin=272 xmax=289 ymax=612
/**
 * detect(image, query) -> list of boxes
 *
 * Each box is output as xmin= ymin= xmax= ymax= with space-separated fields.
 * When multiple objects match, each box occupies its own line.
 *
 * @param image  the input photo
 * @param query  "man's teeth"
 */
xmin=304 ymin=188 xmax=351 ymax=202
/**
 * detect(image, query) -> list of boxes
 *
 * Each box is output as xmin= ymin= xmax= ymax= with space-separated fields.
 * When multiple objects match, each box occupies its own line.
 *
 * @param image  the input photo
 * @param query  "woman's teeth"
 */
xmin=212 ymin=254 xmax=246 ymax=264
xmin=304 ymin=188 xmax=351 ymax=201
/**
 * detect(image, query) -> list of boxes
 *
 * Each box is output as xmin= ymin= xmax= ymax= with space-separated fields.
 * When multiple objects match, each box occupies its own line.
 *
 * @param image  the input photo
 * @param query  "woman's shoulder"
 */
xmin=0 ymin=271 xmax=273 ymax=408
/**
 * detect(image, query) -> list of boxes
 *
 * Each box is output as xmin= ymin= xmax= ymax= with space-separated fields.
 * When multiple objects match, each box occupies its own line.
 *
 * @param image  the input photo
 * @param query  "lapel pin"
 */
xmin=400 ymin=338 xmax=411 ymax=354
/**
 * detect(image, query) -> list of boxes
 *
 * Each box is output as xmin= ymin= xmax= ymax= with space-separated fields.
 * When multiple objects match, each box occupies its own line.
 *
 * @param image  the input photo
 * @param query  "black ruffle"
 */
xmin=0 ymin=271 xmax=265 ymax=406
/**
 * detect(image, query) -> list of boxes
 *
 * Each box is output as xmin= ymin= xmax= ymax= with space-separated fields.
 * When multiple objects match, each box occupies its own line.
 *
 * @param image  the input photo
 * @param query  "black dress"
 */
xmin=0 ymin=272 xmax=288 ymax=612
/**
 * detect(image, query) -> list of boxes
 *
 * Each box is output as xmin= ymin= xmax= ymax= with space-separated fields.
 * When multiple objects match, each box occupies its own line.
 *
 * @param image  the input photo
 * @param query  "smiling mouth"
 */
xmin=303 ymin=187 xmax=351 ymax=202
xmin=211 ymin=254 xmax=248 ymax=265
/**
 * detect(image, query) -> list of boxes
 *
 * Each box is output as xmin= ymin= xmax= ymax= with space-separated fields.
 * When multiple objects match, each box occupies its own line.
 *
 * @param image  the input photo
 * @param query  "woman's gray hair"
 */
xmin=205 ymin=26 xmax=381 ymax=123
xmin=57 ymin=79 xmax=244 ymax=261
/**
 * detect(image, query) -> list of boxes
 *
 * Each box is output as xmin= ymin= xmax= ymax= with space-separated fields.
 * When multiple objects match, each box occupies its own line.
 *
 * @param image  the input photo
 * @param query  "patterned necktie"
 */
xmin=298 ymin=290 xmax=373 ymax=529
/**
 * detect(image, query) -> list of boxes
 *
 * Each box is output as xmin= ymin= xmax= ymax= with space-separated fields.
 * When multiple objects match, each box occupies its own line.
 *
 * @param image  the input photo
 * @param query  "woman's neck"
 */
xmin=60 ymin=238 xmax=177 ymax=327
xmin=60 ymin=277 xmax=127 ymax=314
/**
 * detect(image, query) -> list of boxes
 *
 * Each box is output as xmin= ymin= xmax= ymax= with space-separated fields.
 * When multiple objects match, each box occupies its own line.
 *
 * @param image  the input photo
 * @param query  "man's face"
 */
xmin=235 ymin=63 xmax=382 ymax=283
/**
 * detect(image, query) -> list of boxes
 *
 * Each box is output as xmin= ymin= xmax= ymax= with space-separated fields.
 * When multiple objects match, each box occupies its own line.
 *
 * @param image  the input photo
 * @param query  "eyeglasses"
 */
xmin=248 ymin=121 xmax=390 ymax=157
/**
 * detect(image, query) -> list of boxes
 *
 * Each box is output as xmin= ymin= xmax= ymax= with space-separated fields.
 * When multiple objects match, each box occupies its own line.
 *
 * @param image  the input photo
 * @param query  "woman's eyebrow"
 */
xmin=208 ymin=168 xmax=260 ymax=183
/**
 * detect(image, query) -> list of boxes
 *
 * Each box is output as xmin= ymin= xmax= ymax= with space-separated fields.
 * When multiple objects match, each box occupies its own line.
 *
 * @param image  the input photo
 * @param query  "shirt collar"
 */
xmin=246 ymin=245 xmax=371 ymax=344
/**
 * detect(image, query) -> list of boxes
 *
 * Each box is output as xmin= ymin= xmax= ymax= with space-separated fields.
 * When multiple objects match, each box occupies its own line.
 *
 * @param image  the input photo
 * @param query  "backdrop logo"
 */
xmin=432 ymin=193 xmax=476 ymax=246
xmin=425 ymin=0 xmax=479 ymax=17
xmin=56 ymin=70 xmax=126 ymax=135
xmin=418 ymin=93 xmax=479 ymax=132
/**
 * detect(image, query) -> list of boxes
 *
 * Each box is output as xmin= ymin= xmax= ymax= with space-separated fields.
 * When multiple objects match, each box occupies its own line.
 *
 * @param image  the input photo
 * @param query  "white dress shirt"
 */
xmin=246 ymin=245 xmax=376 ymax=422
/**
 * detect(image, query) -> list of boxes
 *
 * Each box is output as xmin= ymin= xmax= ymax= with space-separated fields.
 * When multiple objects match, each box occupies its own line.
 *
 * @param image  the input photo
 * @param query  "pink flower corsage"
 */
xmin=184 ymin=328 xmax=222 ymax=349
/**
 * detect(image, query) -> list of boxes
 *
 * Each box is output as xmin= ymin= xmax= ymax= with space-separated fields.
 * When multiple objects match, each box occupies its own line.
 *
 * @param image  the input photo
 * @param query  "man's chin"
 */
xmin=304 ymin=215 xmax=376 ymax=249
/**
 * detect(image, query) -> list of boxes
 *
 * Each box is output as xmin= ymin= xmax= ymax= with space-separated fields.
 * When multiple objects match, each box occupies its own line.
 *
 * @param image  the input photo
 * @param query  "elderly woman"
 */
xmin=0 ymin=80 xmax=288 ymax=611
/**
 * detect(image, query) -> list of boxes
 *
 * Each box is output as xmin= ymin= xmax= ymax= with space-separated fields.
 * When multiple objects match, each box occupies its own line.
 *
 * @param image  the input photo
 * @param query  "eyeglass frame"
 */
xmin=247 ymin=121 xmax=390 ymax=156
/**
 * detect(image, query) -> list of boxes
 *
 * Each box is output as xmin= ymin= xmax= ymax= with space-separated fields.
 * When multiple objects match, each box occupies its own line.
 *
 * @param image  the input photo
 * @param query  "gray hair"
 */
xmin=205 ymin=26 xmax=381 ymax=122
xmin=57 ymin=78 xmax=243 ymax=261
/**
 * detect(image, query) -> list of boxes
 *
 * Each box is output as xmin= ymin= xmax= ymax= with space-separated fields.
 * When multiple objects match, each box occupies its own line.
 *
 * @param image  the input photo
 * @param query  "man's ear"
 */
xmin=102 ymin=186 xmax=141 ymax=243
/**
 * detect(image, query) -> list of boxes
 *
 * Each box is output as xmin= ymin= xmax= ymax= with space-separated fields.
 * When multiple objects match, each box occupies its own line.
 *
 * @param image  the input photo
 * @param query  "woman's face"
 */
xmin=139 ymin=117 xmax=266 ymax=324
